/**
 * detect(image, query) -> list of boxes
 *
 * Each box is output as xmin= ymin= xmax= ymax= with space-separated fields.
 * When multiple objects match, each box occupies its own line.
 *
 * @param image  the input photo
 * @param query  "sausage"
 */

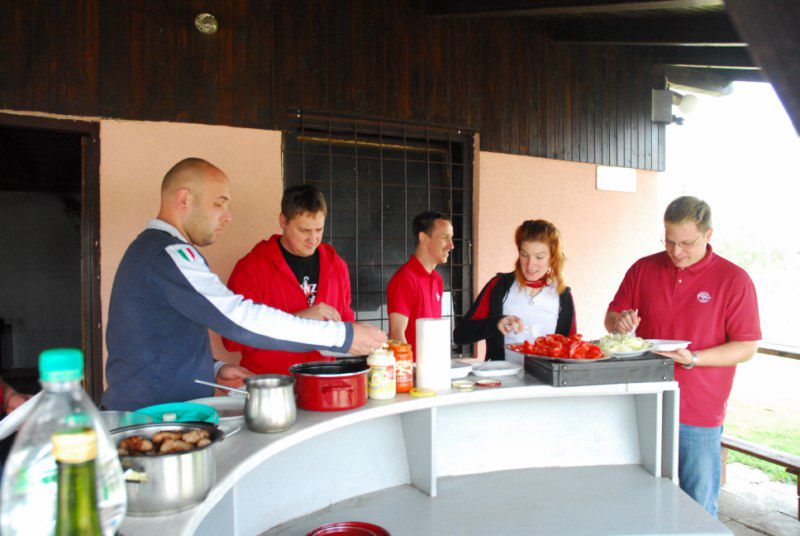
xmin=181 ymin=429 xmax=211 ymax=444
xmin=152 ymin=431 xmax=183 ymax=444
xmin=159 ymin=439 xmax=193 ymax=454
xmin=118 ymin=436 xmax=154 ymax=454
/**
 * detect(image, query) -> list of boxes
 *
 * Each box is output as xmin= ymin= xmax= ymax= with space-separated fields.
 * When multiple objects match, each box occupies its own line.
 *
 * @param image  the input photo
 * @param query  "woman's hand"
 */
xmin=497 ymin=315 xmax=524 ymax=335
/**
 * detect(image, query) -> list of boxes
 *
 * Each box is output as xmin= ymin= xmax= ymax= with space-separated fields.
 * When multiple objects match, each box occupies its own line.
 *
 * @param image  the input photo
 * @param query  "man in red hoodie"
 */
xmin=222 ymin=185 xmax=355 ymax=374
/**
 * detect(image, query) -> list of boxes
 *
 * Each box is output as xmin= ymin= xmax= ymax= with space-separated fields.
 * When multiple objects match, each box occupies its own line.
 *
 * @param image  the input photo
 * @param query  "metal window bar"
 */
xmin=284 ymin=112 xmax=473 ymax=356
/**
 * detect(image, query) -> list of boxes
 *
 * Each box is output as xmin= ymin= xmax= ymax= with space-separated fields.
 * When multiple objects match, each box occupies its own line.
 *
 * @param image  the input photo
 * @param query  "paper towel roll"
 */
xmin=415 ymin=317 xmax=451 ymax=391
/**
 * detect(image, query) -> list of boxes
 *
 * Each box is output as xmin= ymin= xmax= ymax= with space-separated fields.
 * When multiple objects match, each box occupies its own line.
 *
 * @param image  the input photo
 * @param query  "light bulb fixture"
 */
xmin=195 ymin=13 xmax=218 ymax=35
xmin=651 ymin=89 xmax=698 ymax=124
xmin=672 ymin=91 xmax=698 ymax=114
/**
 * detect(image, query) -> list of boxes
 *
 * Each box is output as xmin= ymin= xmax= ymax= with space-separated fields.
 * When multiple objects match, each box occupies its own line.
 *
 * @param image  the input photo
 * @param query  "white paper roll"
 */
xmin=415 ymin=317 xmax=451 ymax=391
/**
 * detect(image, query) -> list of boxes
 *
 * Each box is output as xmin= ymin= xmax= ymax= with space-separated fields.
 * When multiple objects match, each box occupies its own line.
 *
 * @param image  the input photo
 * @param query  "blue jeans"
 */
xmin=679 ymin=423 xmax=723 ymax=517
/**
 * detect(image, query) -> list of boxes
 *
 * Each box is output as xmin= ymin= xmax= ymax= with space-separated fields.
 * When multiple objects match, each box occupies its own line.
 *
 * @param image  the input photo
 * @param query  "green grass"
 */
xmin=724 ymin=398 xmax=800 ymax=484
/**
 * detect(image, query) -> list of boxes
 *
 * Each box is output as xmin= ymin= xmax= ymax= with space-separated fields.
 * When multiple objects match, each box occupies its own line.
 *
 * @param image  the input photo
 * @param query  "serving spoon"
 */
xmin=193 ymin=379 xmax=248 ymax=396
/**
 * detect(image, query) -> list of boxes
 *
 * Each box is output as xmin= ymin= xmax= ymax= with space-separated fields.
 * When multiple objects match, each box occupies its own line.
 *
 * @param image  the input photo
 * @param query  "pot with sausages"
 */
xmin=110 ymin=422 xmax=224 ymax=516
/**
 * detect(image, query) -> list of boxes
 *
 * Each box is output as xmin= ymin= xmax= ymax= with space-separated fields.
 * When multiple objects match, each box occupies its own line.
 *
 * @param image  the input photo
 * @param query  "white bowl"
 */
xmin=450 ymin=361 xmax=473 ymax=379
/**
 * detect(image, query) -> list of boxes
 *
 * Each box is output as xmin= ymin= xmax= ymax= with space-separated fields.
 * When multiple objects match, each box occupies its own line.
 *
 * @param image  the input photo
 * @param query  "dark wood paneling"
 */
xmin=0 ymin=0 xmax=667 ymax=170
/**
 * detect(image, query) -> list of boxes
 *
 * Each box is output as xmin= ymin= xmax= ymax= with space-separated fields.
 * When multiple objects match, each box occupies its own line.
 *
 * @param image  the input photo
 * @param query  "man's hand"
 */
xmin=214 ymin=363 xmax=253 ymax=394
xmin=296 ymin=302 xmax=342 ymax=321
xmin=609 ymin=309 xmax=640 ymax=334
xmin=655 ymin=348 xmax=694 ymax=366
xmin=348 ymin=322 xmax=388 ymax=355
xmin=497 ymin=315 xmax=524 ymax=335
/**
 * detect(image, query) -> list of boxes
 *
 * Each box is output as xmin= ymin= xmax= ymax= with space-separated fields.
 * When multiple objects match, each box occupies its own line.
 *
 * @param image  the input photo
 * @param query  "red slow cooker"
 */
xmin=289 ymin=361 xmax=368 ymax=411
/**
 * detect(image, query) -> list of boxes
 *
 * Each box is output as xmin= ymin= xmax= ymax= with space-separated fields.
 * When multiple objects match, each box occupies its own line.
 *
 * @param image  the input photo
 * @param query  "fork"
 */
xmin=627 ymin=309 xmax=638 ymax=337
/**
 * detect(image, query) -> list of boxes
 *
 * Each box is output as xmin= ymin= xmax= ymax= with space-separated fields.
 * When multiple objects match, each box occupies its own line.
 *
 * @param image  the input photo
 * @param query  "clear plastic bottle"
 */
xmin=0 ymin=348 xmax=126 ymax=536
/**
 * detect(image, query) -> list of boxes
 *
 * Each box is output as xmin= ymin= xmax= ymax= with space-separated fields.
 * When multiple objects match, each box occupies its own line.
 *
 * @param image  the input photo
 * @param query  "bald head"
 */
xmin=157 ymin=158 xmax=233 ymax=247
xmin=161 ymin=158 xmax=225 ymax=196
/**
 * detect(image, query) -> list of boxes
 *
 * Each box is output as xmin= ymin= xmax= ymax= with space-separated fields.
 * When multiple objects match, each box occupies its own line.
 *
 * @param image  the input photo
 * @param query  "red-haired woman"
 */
xmin=454 ymin=219 xmax=576 ymax=363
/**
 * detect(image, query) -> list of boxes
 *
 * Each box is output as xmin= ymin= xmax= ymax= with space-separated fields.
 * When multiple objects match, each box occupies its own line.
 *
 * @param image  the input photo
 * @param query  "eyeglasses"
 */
xmin=661 ymin=234 xmax=704 ymax=250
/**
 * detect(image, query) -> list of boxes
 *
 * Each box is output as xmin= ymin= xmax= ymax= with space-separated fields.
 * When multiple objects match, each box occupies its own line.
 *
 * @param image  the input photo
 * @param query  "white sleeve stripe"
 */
xmin=165 ymin=244 xmax=347 ymax=347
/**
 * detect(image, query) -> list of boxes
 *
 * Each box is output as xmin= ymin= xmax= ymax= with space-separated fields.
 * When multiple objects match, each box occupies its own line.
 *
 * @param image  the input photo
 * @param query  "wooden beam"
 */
xmin=726 ymin=0 xmax=800 ymax=135
xmin=553 ymin=14 xmax=743 ymax=45
xmin=664 ymin=67 xmax=733 ymax=96
xmin=427 ymin=0 xmax=724 ymax=18
xmin=653 ymin=46 xmax=756 ymax=69
xmin=712 ymin=69 xmax=764 ymax=83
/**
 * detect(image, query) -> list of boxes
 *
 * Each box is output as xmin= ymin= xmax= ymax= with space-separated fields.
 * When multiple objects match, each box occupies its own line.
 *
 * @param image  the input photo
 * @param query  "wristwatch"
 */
xmin=682 ymin=352 xmax=699 ymax=369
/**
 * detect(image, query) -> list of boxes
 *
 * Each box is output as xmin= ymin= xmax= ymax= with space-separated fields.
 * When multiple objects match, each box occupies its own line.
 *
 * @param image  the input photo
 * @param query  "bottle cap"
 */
xmin=476 ymin=379 xmax=502 ymax=388
xmin=451 ymin=380 xmax=476 ymax=391
xmin=39 ymin=348 xmax=84 ymax=382
xmin=409 ymin=387 xmax=436 ymax=398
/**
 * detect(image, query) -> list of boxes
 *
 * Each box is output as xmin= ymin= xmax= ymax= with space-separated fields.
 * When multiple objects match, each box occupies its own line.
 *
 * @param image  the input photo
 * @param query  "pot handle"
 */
xmin=121 ymin=460 xmax=149 ymax=483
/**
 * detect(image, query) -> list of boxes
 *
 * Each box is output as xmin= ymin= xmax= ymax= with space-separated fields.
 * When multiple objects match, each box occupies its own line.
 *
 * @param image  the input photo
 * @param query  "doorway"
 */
xmin=0 ymin=113 xmax=102 ymax=402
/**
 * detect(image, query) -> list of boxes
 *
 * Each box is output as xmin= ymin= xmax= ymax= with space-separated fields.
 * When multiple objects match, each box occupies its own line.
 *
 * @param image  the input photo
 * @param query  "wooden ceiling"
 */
xmin=427 ymin=0 xmax=760 ymax=87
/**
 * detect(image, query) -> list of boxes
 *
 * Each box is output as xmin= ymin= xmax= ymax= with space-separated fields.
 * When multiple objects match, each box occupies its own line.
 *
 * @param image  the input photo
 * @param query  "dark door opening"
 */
xmin=0 ymin=113 xmax=101 ymax=403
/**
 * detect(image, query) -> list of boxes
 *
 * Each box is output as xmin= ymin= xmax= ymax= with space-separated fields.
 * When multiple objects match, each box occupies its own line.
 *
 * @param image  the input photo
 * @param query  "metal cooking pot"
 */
xmin=289 ymin=361 xmax=368 ymax=411
xmin=244 ymin=374 xmax=296 ymax=433
xmin=111 ymin=422 xmax=224 ymax=516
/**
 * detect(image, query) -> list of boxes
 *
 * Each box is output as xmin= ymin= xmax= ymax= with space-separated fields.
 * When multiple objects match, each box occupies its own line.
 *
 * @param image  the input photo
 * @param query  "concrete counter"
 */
xmin=120 ymin=374 xmax=730 ymax=535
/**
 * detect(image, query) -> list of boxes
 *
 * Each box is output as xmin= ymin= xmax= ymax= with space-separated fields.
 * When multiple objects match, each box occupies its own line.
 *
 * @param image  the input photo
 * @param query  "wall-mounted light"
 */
xmin=652 ymin=89 xmax=698 ymax=125
xmin=194 ymin=13 xmax=218 ymax=35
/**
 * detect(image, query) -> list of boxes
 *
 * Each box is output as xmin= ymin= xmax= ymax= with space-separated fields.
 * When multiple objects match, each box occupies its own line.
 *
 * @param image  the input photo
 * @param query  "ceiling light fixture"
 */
xmin=194 ymin=13 xmax=218 ymax=35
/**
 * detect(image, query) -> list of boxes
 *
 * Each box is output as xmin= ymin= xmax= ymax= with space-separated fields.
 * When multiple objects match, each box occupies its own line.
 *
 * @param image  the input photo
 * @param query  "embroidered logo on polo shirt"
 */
xmin=697 ymin=291 xmax=711 ymax=304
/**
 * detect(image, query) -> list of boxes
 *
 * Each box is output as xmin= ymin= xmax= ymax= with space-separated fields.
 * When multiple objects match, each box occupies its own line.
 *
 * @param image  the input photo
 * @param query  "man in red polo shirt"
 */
xmin=605 ymin=196 xmax=760 ymax=518
xmin=387 ymin=212 xmax=454 ymax=354
xmin=222 ymin=185 xmax=356 ymax=374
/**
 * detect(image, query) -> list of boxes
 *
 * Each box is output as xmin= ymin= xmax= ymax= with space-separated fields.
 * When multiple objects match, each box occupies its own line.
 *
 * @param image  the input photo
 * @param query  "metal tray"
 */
xmin=524 ymin=352 xmax=674 ymax=387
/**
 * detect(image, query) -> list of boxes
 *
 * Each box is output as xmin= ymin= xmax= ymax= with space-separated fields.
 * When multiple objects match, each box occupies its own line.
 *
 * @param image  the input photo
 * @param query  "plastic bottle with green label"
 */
xmin=0 ymin=348 xmax=126 ymax=536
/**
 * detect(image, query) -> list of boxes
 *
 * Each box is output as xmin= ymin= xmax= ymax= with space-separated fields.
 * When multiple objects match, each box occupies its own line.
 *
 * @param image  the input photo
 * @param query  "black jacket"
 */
xmin=453 ymin=272 xmax=576 ymax=361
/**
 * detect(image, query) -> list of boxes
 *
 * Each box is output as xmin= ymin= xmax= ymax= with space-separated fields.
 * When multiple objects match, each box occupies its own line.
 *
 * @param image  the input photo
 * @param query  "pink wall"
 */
xmin=474 ymin=152 xmax=660 ymax=356
xmin=99 ymin=120 xmax=284 ymax=365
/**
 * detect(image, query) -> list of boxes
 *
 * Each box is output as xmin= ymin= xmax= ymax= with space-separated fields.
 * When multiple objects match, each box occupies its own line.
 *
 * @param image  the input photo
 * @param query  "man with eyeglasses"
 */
xmin=605 ymin=195 xmax=761 ymax=518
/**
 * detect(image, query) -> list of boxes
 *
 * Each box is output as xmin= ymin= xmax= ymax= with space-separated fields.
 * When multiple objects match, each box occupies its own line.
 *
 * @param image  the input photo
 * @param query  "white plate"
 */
xmin=450 ymin=361 xmax=473 ymax=379
xmin=594 ymin=339 xmax=654 ymax=358
xmin=607 ymin=347 xmax=652 ymax=358
xmin=647 ymin=339 xmax=691 ymax=352
xmin=471 ymin=361 xmax=522 ymax=377
xmin=189 ymin=396 xmax=245 ymax=422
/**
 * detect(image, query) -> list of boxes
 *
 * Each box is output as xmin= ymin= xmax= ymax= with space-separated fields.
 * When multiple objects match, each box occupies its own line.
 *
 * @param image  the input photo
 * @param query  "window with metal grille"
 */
xmin=283 ymin=112 xmax=474 ymax=356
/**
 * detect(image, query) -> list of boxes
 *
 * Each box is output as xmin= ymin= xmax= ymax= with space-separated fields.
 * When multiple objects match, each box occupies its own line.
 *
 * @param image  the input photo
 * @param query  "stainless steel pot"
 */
xmin=111 ymin=422 xmax=224 ymax=516
xmin=244 ymin=374 xmax=296 ymax=433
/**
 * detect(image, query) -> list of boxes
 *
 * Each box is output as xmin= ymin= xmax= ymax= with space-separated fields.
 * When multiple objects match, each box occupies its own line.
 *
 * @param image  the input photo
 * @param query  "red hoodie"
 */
xmin=222 ymin=235 xmax=355 ymax=374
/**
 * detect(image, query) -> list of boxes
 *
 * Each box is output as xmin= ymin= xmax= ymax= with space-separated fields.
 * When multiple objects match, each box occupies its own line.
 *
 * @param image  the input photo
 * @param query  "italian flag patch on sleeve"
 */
xmin=177 ymin=247 xmax=197 ymax=263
